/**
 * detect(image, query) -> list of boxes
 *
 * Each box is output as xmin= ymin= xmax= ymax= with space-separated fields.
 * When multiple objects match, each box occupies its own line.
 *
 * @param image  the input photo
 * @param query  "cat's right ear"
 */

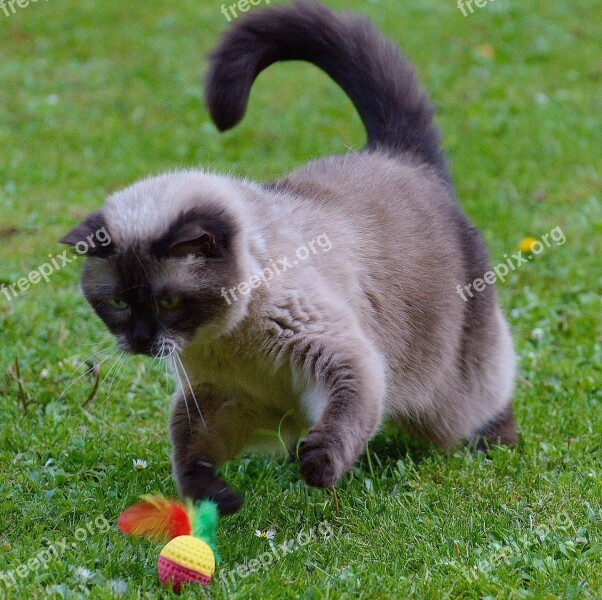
xmin=60 ymin=212 xmax=114 ymax=258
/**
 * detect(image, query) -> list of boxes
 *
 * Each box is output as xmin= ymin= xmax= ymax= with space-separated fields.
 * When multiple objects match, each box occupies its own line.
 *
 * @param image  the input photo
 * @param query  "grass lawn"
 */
xmin=1 ymin=0 xmax=601 ymax=598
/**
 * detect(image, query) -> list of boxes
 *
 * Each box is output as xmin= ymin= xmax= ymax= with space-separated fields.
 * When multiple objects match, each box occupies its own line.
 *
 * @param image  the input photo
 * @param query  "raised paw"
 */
xmin=299 ymin=429 xmax=346 ymax=488
xmin=175 ymin=459 xmax=243 ymax=515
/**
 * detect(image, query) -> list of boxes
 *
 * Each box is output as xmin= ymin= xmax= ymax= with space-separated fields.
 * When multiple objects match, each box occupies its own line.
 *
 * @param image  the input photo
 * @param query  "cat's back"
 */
xmin=262 ymin=151 xmax=466 ymax=296
xmin=274 ymin=151 xmax=453 ymax=210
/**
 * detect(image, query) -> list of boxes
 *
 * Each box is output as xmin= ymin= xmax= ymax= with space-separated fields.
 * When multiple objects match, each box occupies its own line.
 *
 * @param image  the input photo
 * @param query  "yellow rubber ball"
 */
xmin=160 ymin=535 xmax=215 ymax=576
xmin=158 ymin=535 xmax=215 ymax=591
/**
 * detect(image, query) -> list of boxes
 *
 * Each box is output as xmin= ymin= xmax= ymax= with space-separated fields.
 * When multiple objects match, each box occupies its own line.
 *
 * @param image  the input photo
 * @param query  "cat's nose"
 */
xmin=128 ymin=335 xmax=153 ymax=354
xmin=128 ymin=322 xmax=155 ymax=354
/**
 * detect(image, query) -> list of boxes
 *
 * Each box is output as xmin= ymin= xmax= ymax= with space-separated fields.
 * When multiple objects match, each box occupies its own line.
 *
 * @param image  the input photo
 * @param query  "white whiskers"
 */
xmin=58 ymin=346 xmax=120 ymax=402
xmin=172 ymin=352 xmax=206 ymax=430
xmin=95 ymin=351 xmax=128 ymax=408
xmin=58 ymin=332 xmax=202 ymax=434
xmin=170 ymin=352 xmax=193 ymax=431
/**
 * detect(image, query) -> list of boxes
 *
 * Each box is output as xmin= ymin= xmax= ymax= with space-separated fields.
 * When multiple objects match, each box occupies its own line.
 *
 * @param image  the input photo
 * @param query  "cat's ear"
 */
xmin=152 ymin=211 xmax=232 ymax=259
xmin=164 ymin=225 xmax=219 ymax=259
xmin=60 ymin=212 xmax=114 ymax=257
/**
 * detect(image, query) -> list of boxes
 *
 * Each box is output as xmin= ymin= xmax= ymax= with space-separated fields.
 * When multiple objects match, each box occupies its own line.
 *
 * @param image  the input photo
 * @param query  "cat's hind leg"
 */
xmin=473 ymin=404 xmax=518 ymax=450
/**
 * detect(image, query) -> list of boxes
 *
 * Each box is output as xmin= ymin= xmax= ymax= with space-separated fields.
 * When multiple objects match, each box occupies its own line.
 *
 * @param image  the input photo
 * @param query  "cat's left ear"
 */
xmin=162 ymin=225 xmax=219 ymax=259
xmin=152 ymin=210 xmax=232 ymax=259
xmin=60 ymin=212 xmax=114 ymax=257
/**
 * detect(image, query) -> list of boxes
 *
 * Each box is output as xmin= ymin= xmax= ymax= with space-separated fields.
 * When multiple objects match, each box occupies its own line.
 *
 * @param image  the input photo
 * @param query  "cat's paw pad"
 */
xmin=299 ymin=431 xmax=345 ymax=488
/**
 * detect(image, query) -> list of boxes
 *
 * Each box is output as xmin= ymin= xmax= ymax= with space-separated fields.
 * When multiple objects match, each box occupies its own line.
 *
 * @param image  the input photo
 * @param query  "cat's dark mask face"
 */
xmin=61 ymin=208 xmax=246 ymax=357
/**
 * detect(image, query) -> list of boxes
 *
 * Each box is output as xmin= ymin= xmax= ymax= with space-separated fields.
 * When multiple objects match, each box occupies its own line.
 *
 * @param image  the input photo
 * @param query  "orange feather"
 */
xmin=118 ymin=495 xmax=192 ymax=542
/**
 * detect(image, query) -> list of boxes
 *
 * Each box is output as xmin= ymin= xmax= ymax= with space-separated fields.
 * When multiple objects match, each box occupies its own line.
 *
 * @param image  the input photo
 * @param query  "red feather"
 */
xmin=118 ymin=495 xmax=192 ymax=542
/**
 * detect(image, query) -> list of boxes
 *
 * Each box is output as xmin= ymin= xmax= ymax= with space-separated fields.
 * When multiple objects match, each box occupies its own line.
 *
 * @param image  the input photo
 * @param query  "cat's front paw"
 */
xmin=211 ymin=485 xmax=244 ymax=515
xmin=299 ymin=429 xmax=346 ymax=488
xmin=175 ymin=459 xmax=243 ymax=515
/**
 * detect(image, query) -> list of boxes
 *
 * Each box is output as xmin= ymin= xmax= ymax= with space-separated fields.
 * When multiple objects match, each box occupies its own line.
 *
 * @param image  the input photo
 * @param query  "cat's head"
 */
xmin=61 ymin=172 xmax=252 ymax=357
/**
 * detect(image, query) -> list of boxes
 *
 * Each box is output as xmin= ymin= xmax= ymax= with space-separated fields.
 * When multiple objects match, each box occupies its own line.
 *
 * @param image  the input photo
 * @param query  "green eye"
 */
xmin=109 ymin=299 xmax=128 ymax=310
xmin=159 ymin=297 xmax=181 ymax=310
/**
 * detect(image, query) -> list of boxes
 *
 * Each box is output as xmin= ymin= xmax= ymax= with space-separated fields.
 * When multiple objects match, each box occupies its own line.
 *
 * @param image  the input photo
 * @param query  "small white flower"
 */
xmin=255 ymin=529 xmax=276 ymax=541
xmin=108 ymin=579 xmax=128 ymax=596
xmin=530 ymin=328 xmax=545 ymax=341
xmin=74 ymin=566 xmax=94 ymax=581
xmin=132 ymin=459 xmax=147 ymax=470
xmin=40 ymin=368 xmax=49 ymax=379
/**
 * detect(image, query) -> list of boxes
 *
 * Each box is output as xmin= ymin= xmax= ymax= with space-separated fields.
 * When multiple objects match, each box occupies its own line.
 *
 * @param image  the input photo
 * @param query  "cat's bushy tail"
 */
xmin=206 ymin=0 xmax=448 ymax=180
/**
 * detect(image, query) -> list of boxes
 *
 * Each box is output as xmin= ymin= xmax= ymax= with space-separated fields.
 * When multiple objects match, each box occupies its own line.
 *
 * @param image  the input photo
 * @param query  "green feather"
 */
xmin=192 ymin=500 xmax=220 ymax=563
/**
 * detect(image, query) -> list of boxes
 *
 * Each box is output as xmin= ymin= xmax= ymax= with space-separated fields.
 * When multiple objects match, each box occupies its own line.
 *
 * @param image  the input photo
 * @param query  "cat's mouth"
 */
xmin=118 ymin=336 xmax=180 ymax=360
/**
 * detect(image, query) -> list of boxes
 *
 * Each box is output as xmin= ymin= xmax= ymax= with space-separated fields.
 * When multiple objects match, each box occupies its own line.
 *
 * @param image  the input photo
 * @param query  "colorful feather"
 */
xmin=118 ymin=495 xmax=192 ymax=542
xmin=192 ymin=500 xmax=220 ymax=562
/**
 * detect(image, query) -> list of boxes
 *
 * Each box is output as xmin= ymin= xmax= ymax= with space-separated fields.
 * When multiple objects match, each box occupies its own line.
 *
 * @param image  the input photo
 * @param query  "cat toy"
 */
xmin=118 ymin=495 xmax=219 ymax=593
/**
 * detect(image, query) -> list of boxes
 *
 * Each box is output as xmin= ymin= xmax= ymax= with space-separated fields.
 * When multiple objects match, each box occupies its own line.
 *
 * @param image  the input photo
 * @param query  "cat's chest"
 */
xmin=179 ymin=337 xmax=306 ymax=415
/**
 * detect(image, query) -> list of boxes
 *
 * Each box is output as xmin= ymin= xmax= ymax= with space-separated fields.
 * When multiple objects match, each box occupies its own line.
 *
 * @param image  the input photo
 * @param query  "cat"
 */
xmin=61 ymin=0 xmax=517 ymax=515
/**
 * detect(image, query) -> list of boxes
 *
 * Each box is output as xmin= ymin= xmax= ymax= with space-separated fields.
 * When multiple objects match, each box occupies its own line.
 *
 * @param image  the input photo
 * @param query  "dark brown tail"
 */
xmin=205 ymin=0 xmax=448 ymax=180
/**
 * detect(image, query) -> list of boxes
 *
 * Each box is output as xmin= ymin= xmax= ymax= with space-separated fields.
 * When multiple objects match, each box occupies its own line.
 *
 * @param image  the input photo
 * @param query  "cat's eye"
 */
xmin=159 ymin=297 xmax=181 ymax=310
xmin=108 ymin=299 xmax=129 ymax=310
